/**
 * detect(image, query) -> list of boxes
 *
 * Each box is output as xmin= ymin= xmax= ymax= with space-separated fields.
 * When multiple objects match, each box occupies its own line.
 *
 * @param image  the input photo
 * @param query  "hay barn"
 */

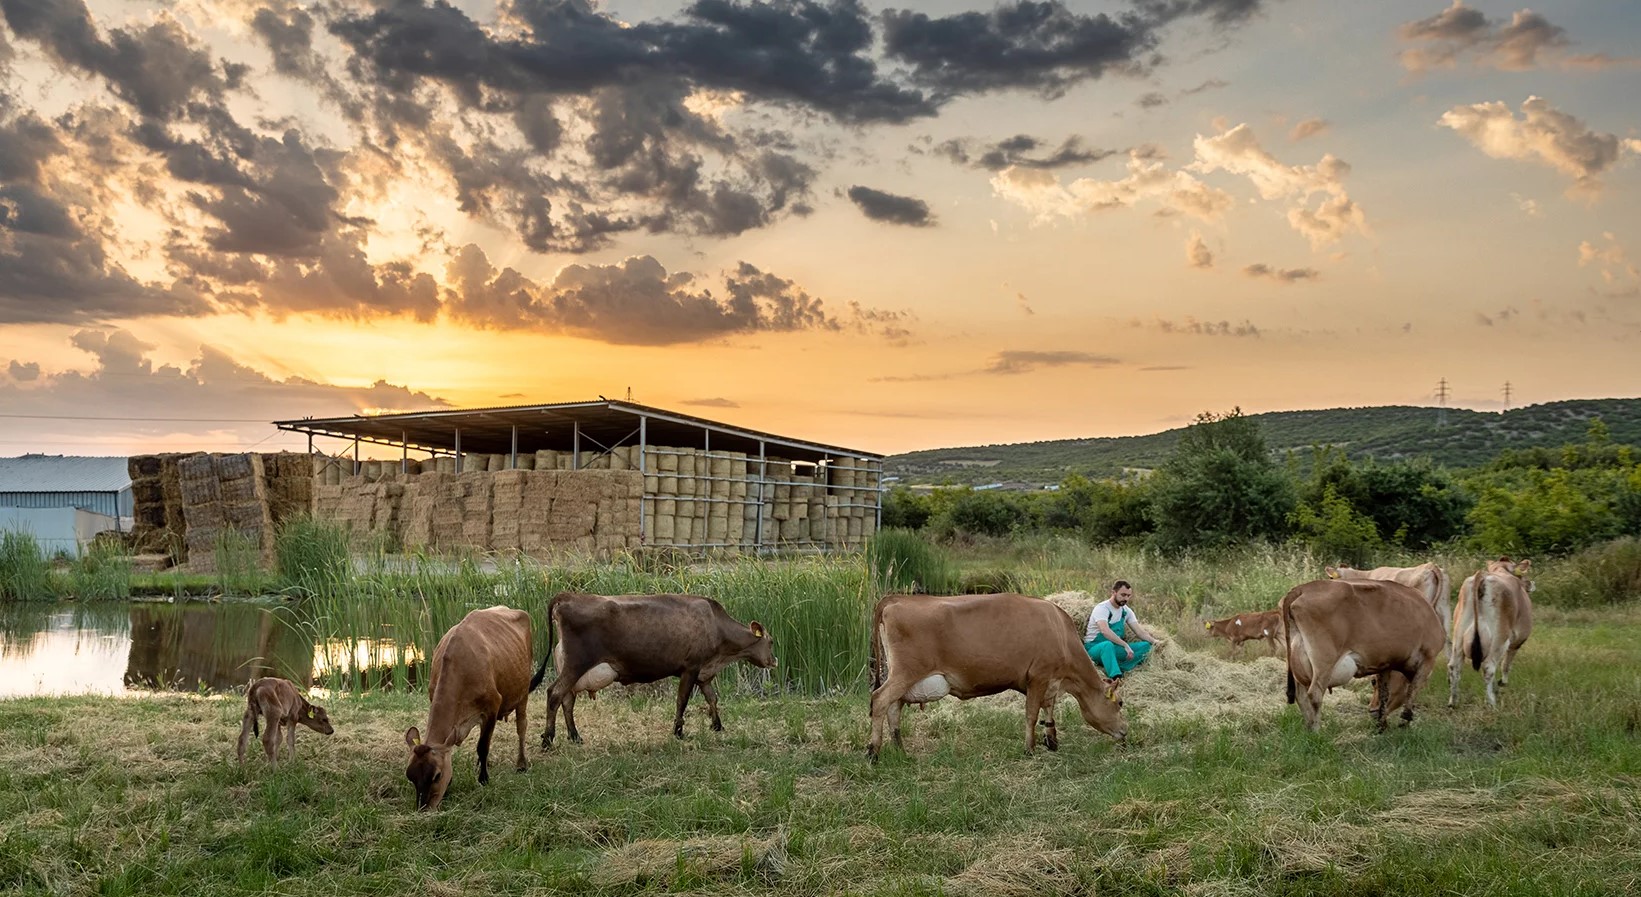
xmin=271 ymin=400 xmax=884 ymax=556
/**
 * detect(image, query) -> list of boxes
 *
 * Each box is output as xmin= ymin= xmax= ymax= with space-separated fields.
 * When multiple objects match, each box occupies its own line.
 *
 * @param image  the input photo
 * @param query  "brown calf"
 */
xmin=1203 ymin=609 xmax=1285 ymax=655
xmin=237 ymin=677 xmax=334 ymax=767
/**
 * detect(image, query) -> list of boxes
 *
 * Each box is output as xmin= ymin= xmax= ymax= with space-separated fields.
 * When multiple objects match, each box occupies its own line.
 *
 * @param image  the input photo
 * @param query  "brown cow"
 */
xmin=1203 ymin=609 xmax=1285 ymax=655
xmin=404 ymin=605 xmax=549 ymax=811
xmin=1282 ymin=579 xmax=1446 ymax=732
xmin=1326 ymin=562 xmax=1453 ymax=635
xmin=868 ymin=593 xmax=1127 ymax=760
xmin=1448 ymin=558 xmax=1534 ymax=709
xmin=236 ymin=677 xmax=334 ymax=767
xmin=540 ymin=592 xmax=776 ymax=747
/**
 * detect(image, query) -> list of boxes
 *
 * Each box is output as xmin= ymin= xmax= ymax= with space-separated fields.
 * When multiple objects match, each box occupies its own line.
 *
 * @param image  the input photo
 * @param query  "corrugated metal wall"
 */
xmin=0 ymin=488 xmax=131 ymax=519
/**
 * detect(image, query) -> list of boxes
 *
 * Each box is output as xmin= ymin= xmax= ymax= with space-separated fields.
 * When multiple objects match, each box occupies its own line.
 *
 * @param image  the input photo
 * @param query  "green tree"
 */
xmin=1292 ymin=483 xmax=1382 ymax=566
xmin=1147 ymin=409 xmax=1296 ymax=551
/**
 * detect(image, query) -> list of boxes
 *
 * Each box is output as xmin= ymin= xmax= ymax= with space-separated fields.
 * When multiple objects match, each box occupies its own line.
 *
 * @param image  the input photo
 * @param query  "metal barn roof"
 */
xmin=274 ymin=400 xmax=882 ymax=464
xmin=0 ymin=455 xmax=132 ymax=493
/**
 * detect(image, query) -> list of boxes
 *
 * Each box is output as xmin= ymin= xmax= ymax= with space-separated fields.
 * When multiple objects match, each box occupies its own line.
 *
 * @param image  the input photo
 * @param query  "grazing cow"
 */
xmin=1448 ymin=558 xmax=1534 ymax=709
xmin=868 ymin=593 xmax=1127 ymax=760
xmin=1325 ymin=563 xmax=1453 ymax=636
xmin=1203 ymin=609 xmax=1285 ymax=655
xmin=1282 ymin=579 xmax=1446 ymax=732
xmin=405 ymin=606 xmax=550 ymax=811
xmin=237 ymin=677 xmax=334 ymax=767
xmin=540 ymin=592 xmax=776 ymax=747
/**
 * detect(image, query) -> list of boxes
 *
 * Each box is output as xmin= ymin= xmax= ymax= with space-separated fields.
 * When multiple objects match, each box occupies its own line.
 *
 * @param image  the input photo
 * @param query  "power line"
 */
xmin=0 ymin=412 xmax=274 ymax=422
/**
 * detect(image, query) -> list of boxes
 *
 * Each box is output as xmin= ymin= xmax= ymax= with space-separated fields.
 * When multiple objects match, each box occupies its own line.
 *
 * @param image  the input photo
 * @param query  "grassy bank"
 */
xmin=3 ymin=607 xmax=1639 ymax=896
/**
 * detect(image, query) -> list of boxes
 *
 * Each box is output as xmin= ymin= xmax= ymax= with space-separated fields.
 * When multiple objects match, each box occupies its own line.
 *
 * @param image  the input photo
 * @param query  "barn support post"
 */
xmin=756 ymin=440 xmax=766 ymax=553
xmin=875 ymin=457 xmax=883 ymax=529
xmin=573 ymin=421 xmax=581 ymax=470
xmin=510 ymin=425 xmax=518 ymax=469
xmin=638 ymin=415 xmax=648 ymax=544
xmin=306 ymin=433 xmax=313 ymax=455
xmin=353 ymin=437 xmax=360 ymax=476
xmin=454 ymin=427 xmax=462 ymax=473
xmin=401 ymin=431 xmax=408 ymax=474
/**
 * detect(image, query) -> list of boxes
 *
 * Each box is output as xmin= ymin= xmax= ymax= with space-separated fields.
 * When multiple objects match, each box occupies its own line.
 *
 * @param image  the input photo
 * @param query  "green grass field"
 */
xmin=3 ymin=602 xmax=1638 ymax=896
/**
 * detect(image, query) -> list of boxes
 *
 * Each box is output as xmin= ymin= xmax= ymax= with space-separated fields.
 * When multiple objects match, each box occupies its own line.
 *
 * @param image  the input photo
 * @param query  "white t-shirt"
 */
xmin=1085 ymin=598 xmax=1138 ymax=642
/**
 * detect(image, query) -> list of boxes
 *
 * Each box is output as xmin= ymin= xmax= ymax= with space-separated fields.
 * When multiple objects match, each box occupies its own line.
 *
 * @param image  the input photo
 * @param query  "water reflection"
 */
xmin=0 ymin=602 xmax=425 ymax=697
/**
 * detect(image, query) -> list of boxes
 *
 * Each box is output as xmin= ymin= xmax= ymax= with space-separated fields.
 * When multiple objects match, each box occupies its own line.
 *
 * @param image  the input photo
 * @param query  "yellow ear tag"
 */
xmin=1204 ymin=621 xmax=1212 ymax=631
xmin=750 ymin=623 xmax=764 ymax=637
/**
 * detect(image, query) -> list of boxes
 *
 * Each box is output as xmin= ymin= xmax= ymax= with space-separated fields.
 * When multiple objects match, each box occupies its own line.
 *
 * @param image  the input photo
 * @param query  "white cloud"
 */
xmin=1191 ymin=125 xmax=1368 ymax=248
xmin=1288 ymin=119 xmax=1330 ymax=142
xmin=991 ymin=153 xmax=1233 ymax=223
xmin=1439 ymin=97 xmax=1632 ymax=194
xmin=1578 ymin=233 xmax=1640 ymax=290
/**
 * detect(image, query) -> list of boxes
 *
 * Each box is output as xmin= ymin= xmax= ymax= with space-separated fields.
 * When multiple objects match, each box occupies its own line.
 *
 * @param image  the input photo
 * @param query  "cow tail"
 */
xmin=247 ymin=687 xmax=261 ymax=737
xmin=870 ymin=596 xmax=888 ymax=691
xmin=1282 ymin=593 xmax=1297 ymax=705
xmin=1470 ymin=574 xmax=1487 ymax=671
xmin=531 ymin=596 xmax=559 ymax=692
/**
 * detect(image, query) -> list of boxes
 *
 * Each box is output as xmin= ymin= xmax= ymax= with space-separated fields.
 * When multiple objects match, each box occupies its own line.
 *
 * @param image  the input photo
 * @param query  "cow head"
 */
xmin=301 ymin=702 xmax=335 ymax=736
xmin=1067 ymin=670 xmax=1128 ymax=743
xmin=1324 ymin=565 xmax=1341 ymax=579
xmin=404 ymin=727 xmax=454 ymax=811
xmin=742 ymin=621 xmax=777 ymax=669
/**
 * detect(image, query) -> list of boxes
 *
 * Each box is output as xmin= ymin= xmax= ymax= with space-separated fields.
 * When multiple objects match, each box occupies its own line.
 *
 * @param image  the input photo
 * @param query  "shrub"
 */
xmin=881 ymin=486 xmax=933 ymax=530
xmin=1291 ymin=484 xmax=1382 ymax=567
xmin=1533 ymin=537 xmax=1641 ymax=608
xmin=1148 ymin=409 xmax=1295 ymax=551
xmin=947 ymin=490 xmax=1029 ymax=537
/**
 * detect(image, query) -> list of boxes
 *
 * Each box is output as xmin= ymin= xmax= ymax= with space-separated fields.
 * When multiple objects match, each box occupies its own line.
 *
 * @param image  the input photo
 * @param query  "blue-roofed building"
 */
xmin=0 ymin=456 xmax=133 ymax=554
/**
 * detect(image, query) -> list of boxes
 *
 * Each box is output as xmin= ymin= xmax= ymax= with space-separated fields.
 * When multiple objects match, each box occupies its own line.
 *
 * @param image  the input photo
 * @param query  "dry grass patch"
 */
xmin=944 ymin=833 xmax=1079 ymax=897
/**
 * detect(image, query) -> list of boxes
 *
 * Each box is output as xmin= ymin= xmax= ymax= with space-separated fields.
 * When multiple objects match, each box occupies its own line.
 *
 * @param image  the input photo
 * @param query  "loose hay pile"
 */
xmin=1045 ymin=591 xmax=1288 ymax=722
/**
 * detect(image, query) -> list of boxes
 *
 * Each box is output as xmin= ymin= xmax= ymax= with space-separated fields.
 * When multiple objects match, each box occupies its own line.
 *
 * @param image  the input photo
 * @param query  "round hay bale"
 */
xmin=657 ymin=450 xmax=679 ymax=473
xmin=649 ymin=514 xmax=675 ymax=543
xmin=514 ymin=455 xmax=534 ymax=471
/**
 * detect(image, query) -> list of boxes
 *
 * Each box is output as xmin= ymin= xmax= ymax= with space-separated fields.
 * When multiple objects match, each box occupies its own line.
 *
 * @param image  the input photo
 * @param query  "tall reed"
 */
xmin=68 ymin=539 xmax=132 ymax=600
xmin=0 ymin=531 xmax=55 ymax=601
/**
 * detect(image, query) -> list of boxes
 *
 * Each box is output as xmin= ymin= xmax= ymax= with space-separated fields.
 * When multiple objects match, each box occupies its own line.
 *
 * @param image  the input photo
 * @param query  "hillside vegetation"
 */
xmin=885 ymin=398 xmax=1641 ymax=484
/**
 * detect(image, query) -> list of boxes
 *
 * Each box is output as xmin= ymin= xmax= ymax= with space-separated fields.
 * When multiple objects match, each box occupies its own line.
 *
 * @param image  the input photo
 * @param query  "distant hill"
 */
xmin=884 ymin=399 xmax=1641 ymax=486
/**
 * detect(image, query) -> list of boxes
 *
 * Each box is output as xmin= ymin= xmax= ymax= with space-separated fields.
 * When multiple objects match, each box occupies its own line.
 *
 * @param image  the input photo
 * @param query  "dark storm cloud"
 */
xmin=934 ymin=134 xmax=1117 ymax=171
xmin=438 ymin=244 xmax=893 ymax=345
xmin=330 ymin=0 xmax=935 ymax=124
xmin=0 ymin=0 xmax=232 ymax=120
xmin=847 ymin=185 xmax=933 ymax=226
xmin=0 ymin=101 xmax=209 ymax=324
xmin=881 ymin=1 xmax=1158 ymax=96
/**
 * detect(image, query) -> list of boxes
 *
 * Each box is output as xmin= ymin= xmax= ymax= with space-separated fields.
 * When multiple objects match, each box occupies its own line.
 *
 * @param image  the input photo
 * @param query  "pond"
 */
xmin=0 ymin=601 xmax=427 ymax=697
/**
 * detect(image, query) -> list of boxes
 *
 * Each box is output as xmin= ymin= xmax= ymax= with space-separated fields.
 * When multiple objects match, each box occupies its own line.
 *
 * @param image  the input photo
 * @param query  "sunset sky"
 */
xmin=2 ymin=0 xmax=1638 ymax=458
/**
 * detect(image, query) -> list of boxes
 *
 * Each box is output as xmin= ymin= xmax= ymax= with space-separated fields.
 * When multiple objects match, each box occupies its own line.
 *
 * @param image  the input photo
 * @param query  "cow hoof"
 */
xmin=711 ymin=721 xmax=724 ymax=733
xmin=568 ymin=733 xmax=582 ymax=745
xmin=541 ymin=735 xmax=554 ymax=750
xmin=479 ymin=769 xmax=490 ymax=785
xmin=1046 ymin=739 xmax=1059 ymax=752
xmin=673 ymin=730 xmax=685 ymax=740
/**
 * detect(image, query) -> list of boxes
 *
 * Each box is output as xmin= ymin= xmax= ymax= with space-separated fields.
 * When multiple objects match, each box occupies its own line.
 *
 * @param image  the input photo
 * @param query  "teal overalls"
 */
xmin=1085 ymin=609 xmax=1152 ymax=678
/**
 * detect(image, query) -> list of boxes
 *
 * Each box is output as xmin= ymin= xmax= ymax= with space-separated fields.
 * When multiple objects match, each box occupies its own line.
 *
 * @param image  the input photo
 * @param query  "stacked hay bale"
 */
xmin=126 ymin=455 xmax=168 ymax=551
xmin=825 ymin=457 xmax=881 ymax=547
xmin=177 ymin=453 xmax=272 ymax=572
